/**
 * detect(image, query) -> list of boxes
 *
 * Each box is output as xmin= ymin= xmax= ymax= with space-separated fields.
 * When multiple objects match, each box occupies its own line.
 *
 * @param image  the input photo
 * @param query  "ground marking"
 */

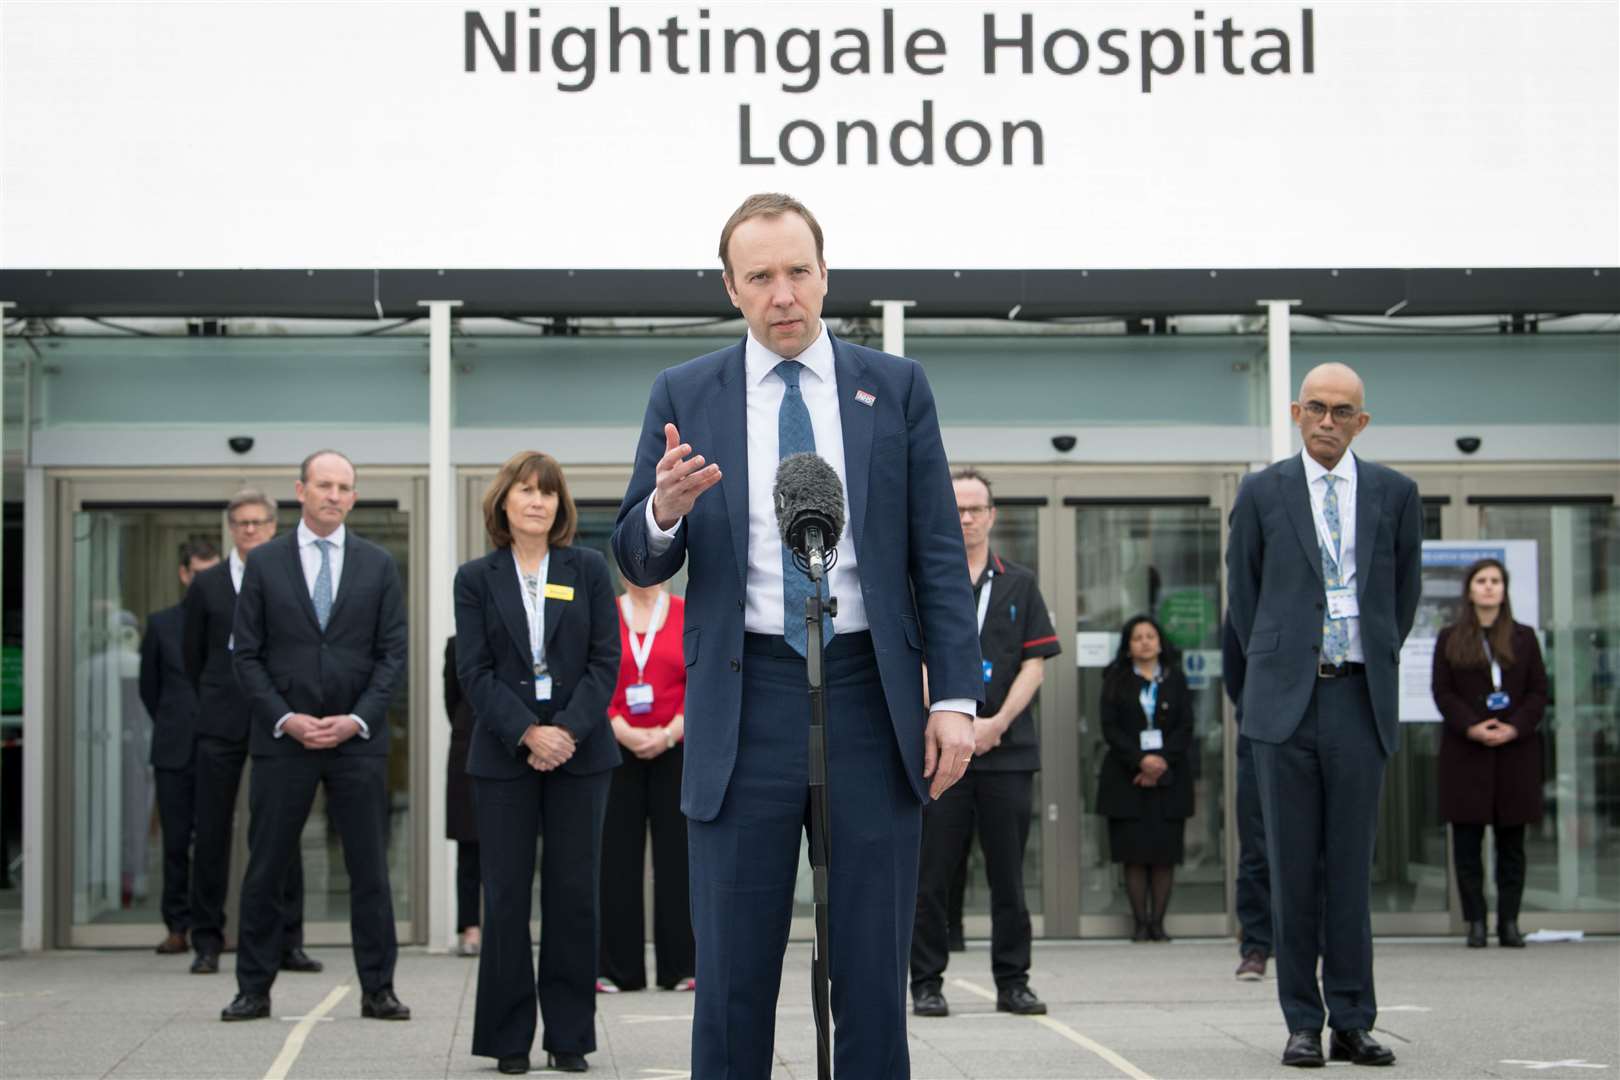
xmin=618 ymin=1013 xmax=692 ymax=1025
xmin=1501 ymin=1062 xmax=1608 ymax=1072
xmin=263 ymin=983 xmax=350 ymax=1080
xmin=950 ymin=978 xmax=1154 ymax=1080
xmin=638 ymin=1070 xmax=691 ymax=1078
xmin=1380 ymin=1005 xmax=1432 ymax=1012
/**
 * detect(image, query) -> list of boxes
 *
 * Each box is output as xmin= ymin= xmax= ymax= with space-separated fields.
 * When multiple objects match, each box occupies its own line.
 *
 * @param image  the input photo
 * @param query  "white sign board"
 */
xmin=2 ymin=2 xmax=1616 ymax=269
xmin=1075 ymin=631 xmax=1115 ymax=668
xmin=1399 ymin=540 xmax=1538 ymax=723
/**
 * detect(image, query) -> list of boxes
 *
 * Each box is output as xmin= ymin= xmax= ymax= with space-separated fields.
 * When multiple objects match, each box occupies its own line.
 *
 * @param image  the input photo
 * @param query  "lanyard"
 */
xmin=1139 ymin=672 xmax=1160 ymax=729
xmin=621 ymin=591 xmax=668 ymax=683
xmin=515 ymin=551 xmax=551 ymax=675
xmin=1481 ymin=633 xmax=1503 ymax=691
xmin=975 ymin=568 xmax=995 ymax=635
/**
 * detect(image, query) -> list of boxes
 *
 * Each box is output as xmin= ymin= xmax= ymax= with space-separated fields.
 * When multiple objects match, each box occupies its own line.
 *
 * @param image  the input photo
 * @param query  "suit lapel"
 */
xmin=543 ymin=547 xmax=576 ymax=657
xmin=490 ymin=549 xmax=532 ymax=665
xmin=282 ymin=535 xmax=324 ymax=632
xmin=831 ymin=337 xmax=872 ymax=551
xmin=707 ymin=343 xmax=750 ymax=595
xmin=322 ymin=533 xmax=359 ymax=630
xmin=1281 ymin=456 xmax=1326 ymax=587
xmin=1353 ymin=459 xmax=1379 ymax=598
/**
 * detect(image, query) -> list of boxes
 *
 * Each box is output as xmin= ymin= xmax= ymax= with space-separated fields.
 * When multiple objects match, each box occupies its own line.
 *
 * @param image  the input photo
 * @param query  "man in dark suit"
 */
xmin=1227 ymin=362 xmax=1421 ymax=1068
xmin=183 ymin=488 xmax=315 ymax=977
xmin=614 ymin=193 xmax=981 ymax=1078
xmin=139 ymin=538 xmax=219 ymax=955
xmin=220 ymin=450 xmax=410 ymax=1023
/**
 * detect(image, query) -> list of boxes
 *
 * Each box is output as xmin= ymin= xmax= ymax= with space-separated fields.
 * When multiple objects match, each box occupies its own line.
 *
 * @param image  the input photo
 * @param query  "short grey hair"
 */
xmin=226 ymin=487 xmax=277 ymax=520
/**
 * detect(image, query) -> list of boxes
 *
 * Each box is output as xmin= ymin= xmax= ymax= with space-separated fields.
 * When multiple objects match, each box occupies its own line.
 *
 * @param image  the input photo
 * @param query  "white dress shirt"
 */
xmin=274 ymin=519 xmax=369 ymax=739
xmin=229 ymin=548 xmax=246 ymax=594
xmin=1301 ymin=448 xmax=1364 ymax=663
xmin=648 ymin=324 xmax=972 ymax=717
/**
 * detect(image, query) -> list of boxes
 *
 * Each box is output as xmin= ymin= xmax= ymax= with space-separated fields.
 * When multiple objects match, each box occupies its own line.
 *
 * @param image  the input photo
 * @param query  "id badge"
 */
xmin=534 ymin=675 xmax=553 ymax=702
xmin=1486 ymin=691 xmax=1511 ymax=711
xmin=982 ymin=659 xmax=994 ymax=684
xmin=1139 ymin=729 xmax=1165 ymax=751
xmin=626 ymin=682 xmax=655 ymax=715
xmin=1326 ymin=587 xmax=1360 ymax=620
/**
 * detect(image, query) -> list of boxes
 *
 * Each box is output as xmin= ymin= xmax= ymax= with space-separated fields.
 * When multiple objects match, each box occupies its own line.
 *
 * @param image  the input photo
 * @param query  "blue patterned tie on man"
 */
xmin=775 ymin=360 xmax=833 ymax=656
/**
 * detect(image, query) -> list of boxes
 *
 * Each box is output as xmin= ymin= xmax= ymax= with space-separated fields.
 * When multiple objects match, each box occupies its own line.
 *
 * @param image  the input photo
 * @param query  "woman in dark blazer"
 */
xmin=1432 ymin=557 xmax=1547 ymax=950
xmin=443 ymin=636 xmax=481 ymax=957
xmin=1094 ymin=615 xmax=1194 ymax=942
xmin=454 ymin=451 xmax=621 ymax=1076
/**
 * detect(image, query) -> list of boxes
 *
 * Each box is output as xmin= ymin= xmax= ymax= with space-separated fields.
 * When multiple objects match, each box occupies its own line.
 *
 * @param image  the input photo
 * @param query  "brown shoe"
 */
xmin=1235 ymin=950 xmax=1267 ymax=981
xmin=155 ymin=931 xmax=188 ymax=955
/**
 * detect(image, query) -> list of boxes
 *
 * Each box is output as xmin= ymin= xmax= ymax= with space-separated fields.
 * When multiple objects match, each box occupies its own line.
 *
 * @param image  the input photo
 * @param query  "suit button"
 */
xmin=737 ymin=601 xmax=744 ymax=612
xmin=1315 ymin=602 xmax=1325 ymax=611
xmin=1311 ymin=645 xmax=1320 ymax=653
xmin=729 ymin=658 xmax=741 ymax=672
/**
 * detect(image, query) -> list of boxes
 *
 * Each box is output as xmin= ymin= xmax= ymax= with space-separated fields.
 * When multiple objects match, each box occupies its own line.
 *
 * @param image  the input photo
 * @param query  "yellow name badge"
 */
xmin=543 ymin=583 xmax=575 ymax=601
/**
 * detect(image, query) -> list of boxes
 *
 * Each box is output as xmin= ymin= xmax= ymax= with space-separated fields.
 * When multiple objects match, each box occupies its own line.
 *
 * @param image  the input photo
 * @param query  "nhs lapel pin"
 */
xmin=854 ymin=389 xmax=876 ymax=407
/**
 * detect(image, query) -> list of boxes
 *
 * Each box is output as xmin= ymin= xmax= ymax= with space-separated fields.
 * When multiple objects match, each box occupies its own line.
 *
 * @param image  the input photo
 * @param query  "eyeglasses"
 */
xmin=957 ymin=505 xmax=993 ymax=519
xmin=229 ymin=517 xmax=274 ymax=530
xmin=1300 ymin=401 xmax=1361 ymax=423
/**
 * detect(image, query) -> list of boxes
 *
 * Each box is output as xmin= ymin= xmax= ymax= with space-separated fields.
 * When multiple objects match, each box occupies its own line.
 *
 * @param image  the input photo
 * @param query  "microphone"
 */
xmin=773 ymin=452 xmax=846 ymax=569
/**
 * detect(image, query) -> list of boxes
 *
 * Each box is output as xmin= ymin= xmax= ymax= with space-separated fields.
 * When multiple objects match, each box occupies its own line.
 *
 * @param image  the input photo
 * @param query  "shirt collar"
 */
xmin=1301 ymin=447 xmax=1356 ymax=487
xmin=297 ymin=519 xmax=346 ymax=550
xmin=230 ymin=548 xmax=246 ymax=575
xmin=745 ymin=322 xmax=833 ymax=387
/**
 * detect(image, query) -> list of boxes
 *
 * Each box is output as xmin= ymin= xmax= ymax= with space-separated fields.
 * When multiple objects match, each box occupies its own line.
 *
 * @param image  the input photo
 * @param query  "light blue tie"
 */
xmin=313 ymin=539 xmax=334 ymax=632
xmin=776 ymin=360 xmax=833 ymax=657
xmin=1320 ymin=476 xmax=1349 ymax=665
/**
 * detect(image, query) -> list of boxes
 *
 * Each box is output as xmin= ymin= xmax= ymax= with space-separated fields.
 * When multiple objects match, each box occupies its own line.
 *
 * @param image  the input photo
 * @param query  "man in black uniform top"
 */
xmin=911 ymin=467 xmax=1062 ymax=1018
xmin=183 ymin=489 xmax=316 ymax=976
xmin=140 ymin=539 xmax=219 ymax=955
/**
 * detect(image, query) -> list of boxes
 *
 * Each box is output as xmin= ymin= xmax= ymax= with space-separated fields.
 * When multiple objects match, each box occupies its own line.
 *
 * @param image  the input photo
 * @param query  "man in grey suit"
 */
xmin=1226 ymin=362 xmax=1421 ymax=1069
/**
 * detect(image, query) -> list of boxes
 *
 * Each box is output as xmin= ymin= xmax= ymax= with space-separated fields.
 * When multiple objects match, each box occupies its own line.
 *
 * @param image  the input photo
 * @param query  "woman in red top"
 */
xmin=597 ymin=576 xmax=695 ymax=993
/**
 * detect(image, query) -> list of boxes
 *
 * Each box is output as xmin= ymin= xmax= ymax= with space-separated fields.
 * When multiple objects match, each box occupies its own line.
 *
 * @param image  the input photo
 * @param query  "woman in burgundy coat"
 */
xmin=1431 ymin=558 xmax=1547 ymax=949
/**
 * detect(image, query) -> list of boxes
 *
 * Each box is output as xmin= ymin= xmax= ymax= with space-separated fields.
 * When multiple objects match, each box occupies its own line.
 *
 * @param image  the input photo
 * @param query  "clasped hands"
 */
xmin=1133 ymin=753 xmax=1168 ymax=788
xmin=523 ymin=724 xmax=576 ymax=771
xmin=282 ymin=713 xmax=362 ymax=750
xmin=1467 ymin=718 xmax=1519 ymax=747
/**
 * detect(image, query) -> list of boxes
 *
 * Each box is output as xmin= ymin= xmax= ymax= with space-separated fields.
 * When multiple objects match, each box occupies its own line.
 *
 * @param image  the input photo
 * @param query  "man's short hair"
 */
xmin=226 ymin=487 xmax=278 ymax=521
xmin=717 ymin=192 xmax=825 ymax=278
xmin=299 ymin=448 xmax=355 ymax=484
xmin=179 ymin=538 xmax=219 ymax=567
xmin=951 ymin=466 xmax=994 ymax=504
xmin=482 ymin=450 xmax=578 ymax=550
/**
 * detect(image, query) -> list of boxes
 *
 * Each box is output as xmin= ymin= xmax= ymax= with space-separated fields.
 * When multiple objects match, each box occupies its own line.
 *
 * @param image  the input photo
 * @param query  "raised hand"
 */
xmin=651 ymin=423 xmax=722 ymax=529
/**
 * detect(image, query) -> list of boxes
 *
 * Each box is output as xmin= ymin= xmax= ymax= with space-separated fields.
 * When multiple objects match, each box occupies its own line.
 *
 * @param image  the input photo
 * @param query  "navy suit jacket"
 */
xmin=1225 ymin=453 xmax=1422 ymax=755
xmin=452 ymin=544 xmax=622 ymax=779
xmin=612 ymin=335 xmax=983 ymax=821
xmin=182 ymin=561 xmax=253 ymax=742
xmin=139 ymin=604 xmax=198 ymax=770
xmin=231 ymin=529 xmax=408 ymax=757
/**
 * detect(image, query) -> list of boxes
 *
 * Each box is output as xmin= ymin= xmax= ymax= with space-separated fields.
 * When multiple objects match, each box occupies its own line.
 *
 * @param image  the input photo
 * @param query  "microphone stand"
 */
xmin=799 ymin=525 xmax=837 ymax=1080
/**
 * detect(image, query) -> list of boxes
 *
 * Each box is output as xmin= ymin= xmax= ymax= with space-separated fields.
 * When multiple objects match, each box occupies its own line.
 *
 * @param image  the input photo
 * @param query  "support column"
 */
xmin=1259 ymin=299 xmax=1301 ymax=463
xmin=421 ymin=300 xmax=461 ymax=953
xmin=870 ymin=299 xmax=916 ymax=357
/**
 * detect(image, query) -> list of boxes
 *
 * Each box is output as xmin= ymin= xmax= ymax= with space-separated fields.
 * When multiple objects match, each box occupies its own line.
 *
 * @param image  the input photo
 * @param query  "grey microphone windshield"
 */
xmin=773 ymin=452 xmax=846 ymax=558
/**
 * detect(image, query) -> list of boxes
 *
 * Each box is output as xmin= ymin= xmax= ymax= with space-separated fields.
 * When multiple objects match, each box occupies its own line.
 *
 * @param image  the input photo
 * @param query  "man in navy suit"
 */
xmin=1227 ymin=363 xmax=1421 ymax=1069
xmin=613 ymin=193 xmax=981 ymax=1078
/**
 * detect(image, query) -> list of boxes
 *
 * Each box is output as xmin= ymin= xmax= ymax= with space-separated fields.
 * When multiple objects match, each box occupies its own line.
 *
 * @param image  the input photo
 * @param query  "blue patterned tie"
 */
xmin=1320 ymin=476 xmax=1348 ymax=665
xmin=313 ymin=539 xmax=334 ymax=632
xmin=776 ymin=360 xmax=833 ymax=656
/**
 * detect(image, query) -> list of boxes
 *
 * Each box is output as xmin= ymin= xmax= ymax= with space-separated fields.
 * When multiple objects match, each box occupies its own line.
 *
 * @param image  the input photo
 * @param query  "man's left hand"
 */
xmin=924 ymin=710 xmax=976 ymax=799
xmin=319 ymin=715 xmax=362 ymax=747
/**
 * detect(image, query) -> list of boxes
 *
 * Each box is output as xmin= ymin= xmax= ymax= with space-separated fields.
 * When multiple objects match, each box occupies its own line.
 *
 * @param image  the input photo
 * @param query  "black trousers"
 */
xmin=237 ymin=753 xmax=397 ymax=996
xmin=599 ymin=743 xmax=693 ymax=991
xmin=189 ymin=734 xmax=303 ymax=956
xmin=153 ymin=765 xmax=196 ymax=933
xmin=457 ymin=841 xmax=482 ymax=933
xmin=911 ymin=769 xmax=1035 ymax=993
xmin=472 ymin=767 xmax=611 ymax=1061
xmin=1234 ymin=735 xmax=1273 ymax=957
xmin=1452 ymin=823 xmax=1527 ymax=923
xmin=1252 ymin=674 xmax=1386 ymax=1035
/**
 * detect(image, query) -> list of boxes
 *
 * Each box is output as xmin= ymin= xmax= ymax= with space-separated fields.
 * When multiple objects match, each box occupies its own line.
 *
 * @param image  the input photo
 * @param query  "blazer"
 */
xmin=139 ymin=604 xmax=198 ymax=770
xmin=612 ymin=335 xmax=983 ymax=821
xmin=443 ymin=636 xmax=478 ymax=843
xmin=1432 ymin=622 xmax=1547 ymax=826
xmin=182 ymin=560 xmax=253 ymax=742
xmin=1226 ymin=453 xmax=1422 ymax=754
xmin=231 ymin=528 xmax=408 ymax=757
xmin=453 ymin=544 xmax=621 ymax=779
xmin=1094 ymin=664 xmax=1196 ymax=821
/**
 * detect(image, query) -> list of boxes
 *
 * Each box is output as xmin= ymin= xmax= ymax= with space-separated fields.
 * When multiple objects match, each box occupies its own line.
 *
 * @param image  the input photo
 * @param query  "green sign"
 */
xmin=1157 ymin=589 xmax=1216 ymax=651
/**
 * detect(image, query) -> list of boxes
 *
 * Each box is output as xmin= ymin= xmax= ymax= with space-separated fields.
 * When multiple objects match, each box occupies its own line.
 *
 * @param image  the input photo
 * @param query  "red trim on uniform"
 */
xmin=992 ymin=553 xmax=1006 ymax=574
xmin=1022 ymin=635 xmax=1059 ymax=649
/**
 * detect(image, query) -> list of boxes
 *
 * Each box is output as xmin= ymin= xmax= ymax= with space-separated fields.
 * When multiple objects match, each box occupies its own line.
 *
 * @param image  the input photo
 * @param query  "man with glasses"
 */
xmin=910 ymin=467 xmax=1060 ymax=1019
xmin=1227 ymin=363 xmax=1421 ymax=1069
xmin=182 ymin=489 xmax=317 ymax=977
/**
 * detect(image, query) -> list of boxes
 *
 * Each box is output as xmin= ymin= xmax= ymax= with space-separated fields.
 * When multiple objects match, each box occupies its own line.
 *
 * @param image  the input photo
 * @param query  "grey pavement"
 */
xmin=1 ymin=937 xmax=1617 ymax=1079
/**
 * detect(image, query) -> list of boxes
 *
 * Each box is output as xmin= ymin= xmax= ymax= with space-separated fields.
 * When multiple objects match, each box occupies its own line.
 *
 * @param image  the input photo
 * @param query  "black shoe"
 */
xmin=1148 ymin=920 xmax=1172 ymax=943
xmin=996 ymin=985 xmax=1047 ymax=1015
xmin=1330 ymin=1029 xmax=1395 ymax=1066
xmin=280 ymin=946 xmax=324 ymax=973
xmin=1499 ymin=919 xmax=1526 ymax=948
xmin=947 ymin=926 xmax=966 ymax=953
xmin=191 ymin=952 xmax=220 ymax=975
xmin=220 ymin=992 xmax=270 ymax=1022
xmin=1282 ymin=1030 xmax=1324 ymax=1067
xmin=497 ymin=1056 xmax=530 ymax=1075
xmin=1131 ymin=920 xmax=1151 ymax=943
xmin=912 ymin=987 xmax=949 ymax=1017
xmin=1466 ymin=920 xmax=1487 ymax=948
xmin=546 ymin=1052 xmax=588 ymax=1072
xmin=360 ymin=988 xmax=412 ymax=1021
